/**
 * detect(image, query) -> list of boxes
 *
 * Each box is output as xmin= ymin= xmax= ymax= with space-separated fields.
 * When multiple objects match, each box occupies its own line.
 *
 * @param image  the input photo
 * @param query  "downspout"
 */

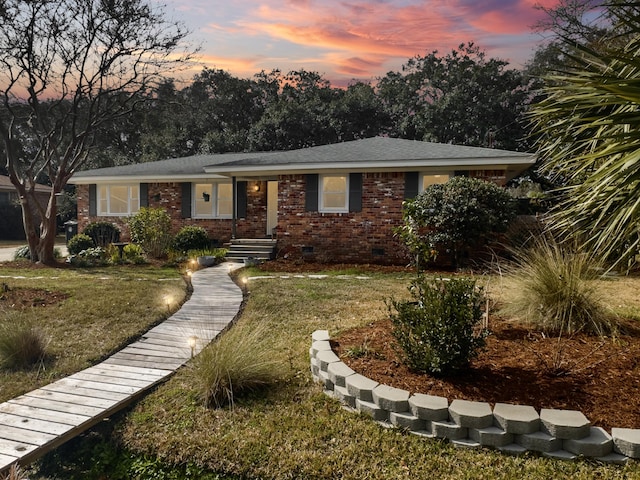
xmin=232 ymin=176 xmax=237 ymax=239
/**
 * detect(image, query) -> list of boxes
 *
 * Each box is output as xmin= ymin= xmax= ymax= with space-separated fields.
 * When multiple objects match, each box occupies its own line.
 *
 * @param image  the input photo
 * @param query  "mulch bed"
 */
xmin=333 ymin=317 xmax=640 ymax=432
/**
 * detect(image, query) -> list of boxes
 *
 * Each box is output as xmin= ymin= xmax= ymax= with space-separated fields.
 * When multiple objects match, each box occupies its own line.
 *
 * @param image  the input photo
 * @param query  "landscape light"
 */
xmin=188 ymin=335 xmax=198 ymax=358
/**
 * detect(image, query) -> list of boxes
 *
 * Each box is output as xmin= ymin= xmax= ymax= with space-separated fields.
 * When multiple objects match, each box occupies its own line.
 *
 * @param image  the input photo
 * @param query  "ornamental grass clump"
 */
xmin=0 ymin=316 xmax=49 ymax=369
xmin=503 ymin=235 xmax=615 ymax=336
xmin=389 ymin=276 xmax=488 ymax=376
xmin=191 ymin=322 xmax=286 ymax=408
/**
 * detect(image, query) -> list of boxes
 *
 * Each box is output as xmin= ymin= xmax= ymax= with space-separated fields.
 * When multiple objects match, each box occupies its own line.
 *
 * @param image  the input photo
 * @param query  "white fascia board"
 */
xmin=68 ymin=174 xmax=229 ymax=184
xmin=203 ymin=156 xmax=535 ymax=176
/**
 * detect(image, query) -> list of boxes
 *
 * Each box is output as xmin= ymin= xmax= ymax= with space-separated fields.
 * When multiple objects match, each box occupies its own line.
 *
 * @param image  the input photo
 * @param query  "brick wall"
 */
xmin=76 ymin=182 xmax=267 ymax=244
xmin=275 ymin=173 xmax=409 ymax=264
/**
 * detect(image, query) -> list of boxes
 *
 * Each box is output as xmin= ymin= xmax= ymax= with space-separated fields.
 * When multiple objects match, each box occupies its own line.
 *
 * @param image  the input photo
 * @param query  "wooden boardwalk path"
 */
xmin=0 ymin=264 xmax=243 ymax=473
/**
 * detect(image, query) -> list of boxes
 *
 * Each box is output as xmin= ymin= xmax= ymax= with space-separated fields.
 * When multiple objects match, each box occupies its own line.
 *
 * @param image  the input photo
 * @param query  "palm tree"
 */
xmin=530 ymin=3 xmax=640 ymax=271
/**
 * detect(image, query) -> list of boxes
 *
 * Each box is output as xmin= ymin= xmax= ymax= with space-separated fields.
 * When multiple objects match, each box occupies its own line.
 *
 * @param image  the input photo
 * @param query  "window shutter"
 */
xmin=139 ymin=183 xmax=148 ymax=208
xmin=404 ymin=172 xmax=419 ymax=199
xmin=237 ymin=181 xmax=247 ymax=218
xmin=181 ymin=182 xmax=191 ymax=218
xmin=305 ymin=174 xmax=319 ymax=212
xmin=89 ymin=184 xmax=97 ymax=216
xmin=349 ymin=173 xmax=362 ymax=213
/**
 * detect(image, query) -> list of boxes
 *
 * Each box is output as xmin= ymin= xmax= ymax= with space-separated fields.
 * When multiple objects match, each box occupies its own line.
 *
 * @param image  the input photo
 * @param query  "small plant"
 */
xmin=67 ymin=233 xmax=95 ymax=255
xmin=127 ymin=207 xmax=174 ymax=259
xmin=343 ymin=338 xmax=381 ymax=359
xmin=12 ymin=245 xmax=62 ymax=261
xmin=122 ymin=243 xmax=146 ymax=264
xmin=191 ymin=322 xmax=287 ymax=408
xmin=66 ymin=246 xmax=109 ymax=267
xmin=502 ymin=234 xmax=615 ymax=336
xmin=0 ymin=316 xmax=49 ymax=369
xmin=173 ymin=225 xmax=211 ymax=254
xmin=389 ymin=276 xmax=488 ymax=375
xmin=187 ymin=248 xmax=227 ymax=262
xmin=83 ymin=221 xmax=121 ymax=247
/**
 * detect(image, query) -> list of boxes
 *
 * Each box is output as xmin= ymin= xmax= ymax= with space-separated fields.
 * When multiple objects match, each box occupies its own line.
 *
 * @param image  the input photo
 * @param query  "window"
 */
xmin=193 ymin=183 xmax=233 ymax=218
xmin=320 ymin=175 xmax=348 ymax=212
xmin=421 ymin=174 xmax=450 ymax=191
xmin=97 ymin=184 xmax=139 ymax=216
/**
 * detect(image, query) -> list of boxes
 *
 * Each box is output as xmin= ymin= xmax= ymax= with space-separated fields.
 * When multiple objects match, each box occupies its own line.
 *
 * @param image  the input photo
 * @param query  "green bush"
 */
xmin=502 ymin=235 xmax=614 ymax=336
xmin=127 ymin=207 xmax=173 ymax=259
xmin=122 ymin=243 xmax=146 ymax=264
xmin=190 ymin=321 xmax=287 ymax=408
xmin=389 ymin=276 xmax=488 ymax=375
xmin=66 ymin=246 xmax=109 ymax=267
xmin=398 ymin=176 xmax=516 ymax=268
xmin=67 ymin=233 xmax=95 ymax=255
xmin=173 ymin=226 xmax=210 ymax=254
xmin=83 ymin=222 xmax=120 ymax=247
xmin=0 ymin=316 xmax=49 ymax=369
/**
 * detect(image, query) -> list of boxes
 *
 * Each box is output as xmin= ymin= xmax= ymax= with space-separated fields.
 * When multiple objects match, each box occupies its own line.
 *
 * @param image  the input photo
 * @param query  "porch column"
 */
xmin=232 ymin=176 xmax=237 ymax=239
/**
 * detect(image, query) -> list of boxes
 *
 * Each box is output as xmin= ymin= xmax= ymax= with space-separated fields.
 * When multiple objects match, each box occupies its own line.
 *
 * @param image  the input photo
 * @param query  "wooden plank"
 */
xmin=0 ymin=437 xmax=38 ymax=458
xmin=0 ymin=412 xmax=72 ymax=436
xmin=69 ymin=372 xmax=155 ymax=389
xmin=7 ymin=396 xmax=102 ymax=418
xmin=0 ymin=424 xmax=56 ymax=446
xmin=82 ymin=362 xmax=172 ymax=378
xmin=0 ymin=402 xmax=90 ymax=426
xmin=125 ymin=342 xmax=191 ymax=356
xmin=24 ymin=390 xmax=118 ymax=412
xmin=115 ymin=347 xmax=188 ymax=361
xmin=102 ymin=356 xmax=184 ymax=371
xmin=0 ymin=454 xmax=18 ymax=471
xmin=41 ymin=379 xmax=138 ymax=399
xmin=137 ymin=336 xmax=195 ymax=349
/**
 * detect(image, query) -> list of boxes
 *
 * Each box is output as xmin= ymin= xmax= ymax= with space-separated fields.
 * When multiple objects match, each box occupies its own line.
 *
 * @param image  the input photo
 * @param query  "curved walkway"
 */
xmin=0 ymin=263 xmax=242 ymax=474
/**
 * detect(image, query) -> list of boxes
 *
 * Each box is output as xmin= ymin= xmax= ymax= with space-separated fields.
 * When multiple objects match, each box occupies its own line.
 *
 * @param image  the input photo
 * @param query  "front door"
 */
xmin=266 ymin=181 xmax=278 ymax=236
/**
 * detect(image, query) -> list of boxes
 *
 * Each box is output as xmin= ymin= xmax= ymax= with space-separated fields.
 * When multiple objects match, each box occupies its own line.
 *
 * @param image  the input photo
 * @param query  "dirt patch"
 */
xmin=0 ymin=284 xmax=69 ymax=309
xmin=333 ymin=317 xmax=640 ymax=432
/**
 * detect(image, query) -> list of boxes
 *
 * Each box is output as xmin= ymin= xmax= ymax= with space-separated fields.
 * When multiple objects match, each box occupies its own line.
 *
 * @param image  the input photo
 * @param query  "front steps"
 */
xmin=224 ymin=238 xmax=277 ymax=263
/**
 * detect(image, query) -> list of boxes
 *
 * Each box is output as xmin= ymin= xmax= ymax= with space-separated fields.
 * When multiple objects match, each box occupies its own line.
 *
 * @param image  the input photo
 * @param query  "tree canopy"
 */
xmin=0 ymin=0 xmax=195 ymax=263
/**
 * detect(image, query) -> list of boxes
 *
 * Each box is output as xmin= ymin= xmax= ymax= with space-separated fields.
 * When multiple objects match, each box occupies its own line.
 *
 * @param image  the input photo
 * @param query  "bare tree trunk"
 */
xmin=36 ymin=193 xmax=58 ymax=265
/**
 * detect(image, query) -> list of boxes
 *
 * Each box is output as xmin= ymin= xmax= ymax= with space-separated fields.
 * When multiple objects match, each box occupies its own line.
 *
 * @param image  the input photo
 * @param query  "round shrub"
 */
xmin=83 ymin=221 xmax=120 ymax=247
xmin=173 ymin=226 xmax=210 ymax=254
xmin=67 ymin=233 xmax=94 ymax=255
xmin=389 ymin=276 xmax=488 ymax=376
xmin=127 ymin=207 xmax=173 ymax=259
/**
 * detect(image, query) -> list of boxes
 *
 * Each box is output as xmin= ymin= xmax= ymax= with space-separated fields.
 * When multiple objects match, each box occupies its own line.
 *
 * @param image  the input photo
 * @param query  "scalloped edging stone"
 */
xmin=310 ymin=330 xmax=639 ymax=463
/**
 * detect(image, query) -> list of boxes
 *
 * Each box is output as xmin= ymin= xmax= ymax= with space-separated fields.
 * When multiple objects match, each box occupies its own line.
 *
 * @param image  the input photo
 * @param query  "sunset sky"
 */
xmin=161 ymin=0 xmax=559 ymax=86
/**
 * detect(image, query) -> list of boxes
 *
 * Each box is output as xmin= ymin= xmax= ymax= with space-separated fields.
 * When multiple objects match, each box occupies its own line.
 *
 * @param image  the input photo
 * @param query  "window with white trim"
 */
xmin=194 ymin=183 xmax=233 ymax=218
xmin=320 ymin=175 xmax=348 ymax=213
xmin=421 ymin=174 xmax=450 ymax=191
xmin=97 ymin=184 xmax=139 ymax=216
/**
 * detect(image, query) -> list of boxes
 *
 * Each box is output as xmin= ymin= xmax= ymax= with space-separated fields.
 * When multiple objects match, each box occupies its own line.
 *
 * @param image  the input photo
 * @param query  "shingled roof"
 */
xmin=69 ymin=137 xmax=534 ymax=183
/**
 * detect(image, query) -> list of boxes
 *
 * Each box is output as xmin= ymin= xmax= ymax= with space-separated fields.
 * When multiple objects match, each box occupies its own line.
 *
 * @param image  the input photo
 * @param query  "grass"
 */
xmin=107 ymin=267 xmax=639 ymax=479
xmin=5 ymin=263 xmax=639 ymax=479
xmin=498 ymin=236 xmax=614 ymax=336
xmin=0 ymin=264 xmax=187 ymax=402
xmin=0 ymin=315 xmax=49 ymax=369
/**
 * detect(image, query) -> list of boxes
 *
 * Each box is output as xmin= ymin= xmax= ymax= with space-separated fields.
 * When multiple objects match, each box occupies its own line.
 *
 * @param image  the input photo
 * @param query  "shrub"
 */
xmin=190 ymin=322 xmax=287 ymax=408
xmin=398 ymin=176 xmax=516 ymax=269
xmin=0 ymin=316 xmax=49 ymax=369
xmin=173 ymin=226 xmax=210 ymax=254
xmin=127 ymin=207 xmax=173 ymax=259
xmin=66 ymin=246 xmax=109 ymax=267
xmin=83 ymin=221 xmax=120 ymax=247
xmin=502 ymin=235 xmax=614 ymax=336
xmin=67 ymin=233 xmax=95 ymax=255
xmin=122 ymin=243 xmax=146 ymax=264
xmin=389 ymin=276 xmax=488 ymax=375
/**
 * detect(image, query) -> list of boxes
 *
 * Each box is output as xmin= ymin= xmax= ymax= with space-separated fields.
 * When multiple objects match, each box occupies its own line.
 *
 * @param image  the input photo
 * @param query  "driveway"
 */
xmin=0 ymin=244 xmax=68 ymax=262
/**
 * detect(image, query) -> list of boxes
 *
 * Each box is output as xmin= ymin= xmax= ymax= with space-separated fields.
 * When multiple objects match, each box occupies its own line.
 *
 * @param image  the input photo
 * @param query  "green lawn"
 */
xmin=3 ymin=263 xmax=638 ymax=479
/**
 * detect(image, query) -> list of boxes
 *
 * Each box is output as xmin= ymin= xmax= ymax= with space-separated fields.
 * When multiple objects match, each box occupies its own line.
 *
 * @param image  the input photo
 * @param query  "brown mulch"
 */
xmin=333 ymin=317 xmax=640 ymax=432
xmin=0 ymin=285 xmax=69 ymax=309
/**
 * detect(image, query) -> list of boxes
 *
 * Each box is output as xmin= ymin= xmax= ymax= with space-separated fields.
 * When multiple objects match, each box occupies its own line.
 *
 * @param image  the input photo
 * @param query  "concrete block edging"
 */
xmin=310 ymin=330 xmax=637 ymax=464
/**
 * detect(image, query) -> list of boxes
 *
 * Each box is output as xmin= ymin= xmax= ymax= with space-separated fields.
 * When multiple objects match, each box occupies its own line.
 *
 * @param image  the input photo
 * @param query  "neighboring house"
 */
xmin=68 ymin=137 xmax=535 ymax=264
xmin=0 ymin=175 xmax=52 ymax=240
